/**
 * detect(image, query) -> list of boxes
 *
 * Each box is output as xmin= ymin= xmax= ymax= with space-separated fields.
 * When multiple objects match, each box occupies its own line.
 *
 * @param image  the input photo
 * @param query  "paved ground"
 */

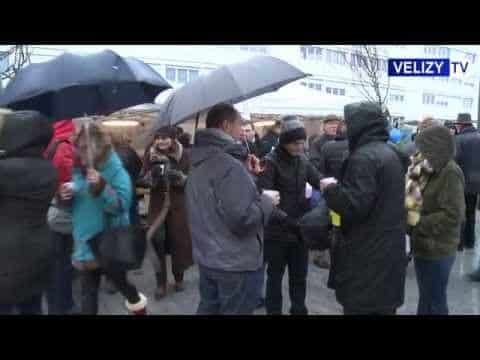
xmin=92 ymin=240 xmax=480 ymax=316
xmin=62 ymin=212 xmax=480 ymax=315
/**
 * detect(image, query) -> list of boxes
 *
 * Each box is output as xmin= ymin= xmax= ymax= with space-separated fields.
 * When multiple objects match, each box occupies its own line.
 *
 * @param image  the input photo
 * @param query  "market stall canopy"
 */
xmin=0 ymin=50 xmax=171 ymax=120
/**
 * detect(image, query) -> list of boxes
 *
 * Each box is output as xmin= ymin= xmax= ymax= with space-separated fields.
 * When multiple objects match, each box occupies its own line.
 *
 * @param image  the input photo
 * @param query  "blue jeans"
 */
xmin=46 ymin=231 xmax=74 ymax=314
xmin=0 ymin=294 xmax=43 ymax=315
xmin=197 ymin=265 xmax=263 ymax=315
xmin=414 ymin=255 xmax=455 ymax=315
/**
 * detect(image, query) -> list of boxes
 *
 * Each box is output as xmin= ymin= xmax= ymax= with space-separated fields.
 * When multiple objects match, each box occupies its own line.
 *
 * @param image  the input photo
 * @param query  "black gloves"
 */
xmin=167 ymin=169 xmax=187 ymax=187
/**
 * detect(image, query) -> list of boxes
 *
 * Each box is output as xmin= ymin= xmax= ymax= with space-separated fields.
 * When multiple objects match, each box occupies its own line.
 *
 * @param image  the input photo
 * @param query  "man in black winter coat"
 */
xmin=321 ymin=102 xmax=408 ymax=315
xmin=313 ymin=120 xmax=349 ymax=269
xmin=257 ymin=120 xmax=281 ymax=159
xmin=0 ymin=110 xmax=57 ymax=314
xmin=309 ymin=114 xmax=341 ymax=170
xmin=317 ymin=120 xmax=349 ymax=180
xmin=258 ymin=116 xmax=321 ymax=315
xmin=454 ymin=113 xmax=480 ymax=251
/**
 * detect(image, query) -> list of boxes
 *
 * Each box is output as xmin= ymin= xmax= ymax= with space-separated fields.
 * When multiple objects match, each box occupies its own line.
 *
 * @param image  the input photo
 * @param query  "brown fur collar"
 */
xmin=151 ymin=140 xmax=183 ymax=164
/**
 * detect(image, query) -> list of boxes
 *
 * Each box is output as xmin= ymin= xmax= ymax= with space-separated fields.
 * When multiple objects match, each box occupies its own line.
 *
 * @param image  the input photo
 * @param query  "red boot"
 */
xmin=126 ymin=293 xmax=148 ymax=315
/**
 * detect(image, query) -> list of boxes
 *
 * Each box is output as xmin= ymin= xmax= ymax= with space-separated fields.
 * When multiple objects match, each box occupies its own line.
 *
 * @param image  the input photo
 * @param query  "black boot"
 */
xmin=154 ymin=271 xmax=167 ymax=300
xmin=104 ymin=277 xmax=118 ymax=295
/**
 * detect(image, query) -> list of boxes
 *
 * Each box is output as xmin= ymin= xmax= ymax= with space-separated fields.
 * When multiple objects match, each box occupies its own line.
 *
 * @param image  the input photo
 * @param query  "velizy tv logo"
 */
xmin=388 ymin=59 xmax=469 ymax=77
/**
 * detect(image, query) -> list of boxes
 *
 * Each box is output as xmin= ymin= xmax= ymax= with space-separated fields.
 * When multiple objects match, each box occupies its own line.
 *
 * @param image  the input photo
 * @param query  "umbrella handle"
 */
xmin=244 ymin=139 xmax=251 ymax=153
xmin=83 ymin=121 xmax=95 ymax=170
xmin=193 ymin=113 xmax=200 ymax=142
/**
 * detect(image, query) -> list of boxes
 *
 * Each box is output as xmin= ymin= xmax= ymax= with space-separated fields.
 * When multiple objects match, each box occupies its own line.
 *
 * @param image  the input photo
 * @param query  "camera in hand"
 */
xmin=150 ymin=159 xmax=170 ymax=188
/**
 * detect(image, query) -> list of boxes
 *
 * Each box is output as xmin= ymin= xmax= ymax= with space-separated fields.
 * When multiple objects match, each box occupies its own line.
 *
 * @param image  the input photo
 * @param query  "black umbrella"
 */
xmin=154 ymin=56 xmax=308 ymax=131
xmin=0 ymin=49 xmax=171 ymax=120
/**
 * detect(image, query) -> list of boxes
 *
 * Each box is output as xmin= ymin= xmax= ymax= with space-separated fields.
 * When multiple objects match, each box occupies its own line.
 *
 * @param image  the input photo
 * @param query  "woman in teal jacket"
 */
xmin=60 ymin=122 xmax=147 ymax=315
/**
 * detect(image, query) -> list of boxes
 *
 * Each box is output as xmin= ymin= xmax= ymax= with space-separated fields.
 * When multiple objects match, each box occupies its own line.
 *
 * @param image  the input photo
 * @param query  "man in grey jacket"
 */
xmin=186 ymin=103 xmax=278 ymax=315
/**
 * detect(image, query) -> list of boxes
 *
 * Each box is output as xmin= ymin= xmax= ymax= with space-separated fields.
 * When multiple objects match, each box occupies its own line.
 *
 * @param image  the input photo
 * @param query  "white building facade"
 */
xmin=2 ymin=44 xmax=479 ymax=123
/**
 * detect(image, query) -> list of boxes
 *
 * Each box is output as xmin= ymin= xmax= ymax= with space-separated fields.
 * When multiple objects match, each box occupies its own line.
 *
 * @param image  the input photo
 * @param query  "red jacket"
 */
xmin=44 ymin=119 xmax=75 ymax=189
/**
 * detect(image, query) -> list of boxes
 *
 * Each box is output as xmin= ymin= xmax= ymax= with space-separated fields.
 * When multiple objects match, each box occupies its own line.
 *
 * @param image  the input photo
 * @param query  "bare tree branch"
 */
xmin=343 ymin=45 xmax=390 ymax=110
xmin=0 ymin=45 xmax=31 ymax=81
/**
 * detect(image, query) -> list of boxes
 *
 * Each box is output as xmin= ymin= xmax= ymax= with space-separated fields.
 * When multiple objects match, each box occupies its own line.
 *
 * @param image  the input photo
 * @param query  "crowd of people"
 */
xmin=0 ymin=101 xmax=479 ymax=316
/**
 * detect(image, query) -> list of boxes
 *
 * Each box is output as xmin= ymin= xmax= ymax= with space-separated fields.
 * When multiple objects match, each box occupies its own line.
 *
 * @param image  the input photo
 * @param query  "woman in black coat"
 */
xmin=0 ymin=110 xmax=57 ymax=314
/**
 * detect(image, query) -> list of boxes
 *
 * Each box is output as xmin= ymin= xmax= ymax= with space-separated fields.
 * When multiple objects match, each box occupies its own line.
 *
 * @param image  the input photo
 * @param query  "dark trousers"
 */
xmin=197 ymin=265 xmax=263 ymax=315
xmin=414 ymin=255 xmax=455 ymax=315
xmin=79 ymin=268 xmax=140 ymax=315
xmin=46 ymin=231 xmax=74 ymax=315
xmin=0 ymin=294 xmax=43 ymax=315
xmin=152 ymin=228 xmax=184 ymax=287
xmin=462 ymin=193 xmax=477 ymax=249
xmin=265 ymin=241 xmax=309 ymax=315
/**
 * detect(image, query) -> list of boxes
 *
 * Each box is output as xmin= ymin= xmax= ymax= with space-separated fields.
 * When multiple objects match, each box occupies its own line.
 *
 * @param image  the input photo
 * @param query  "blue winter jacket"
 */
xmin=71 ymin=151 xmax=132 ymax=262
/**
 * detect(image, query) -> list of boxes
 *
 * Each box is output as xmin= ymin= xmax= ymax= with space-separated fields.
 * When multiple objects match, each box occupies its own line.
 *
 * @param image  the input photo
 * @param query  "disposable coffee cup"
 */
xmin=263 ymin=190 xmax=280 ymax=204
xmin=63 ymin=182 xmax=75 ymax=192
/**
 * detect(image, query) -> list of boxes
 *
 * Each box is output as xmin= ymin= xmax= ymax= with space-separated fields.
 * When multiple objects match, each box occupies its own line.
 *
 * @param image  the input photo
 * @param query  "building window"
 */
xmin=325 ymin=49 xmax=346 ymax=65
xmin=165 ymin=66 xmax=200 ymax=84
xmin=189 ymin=69 xmax=199 ymax=81
xmin=390 ymin=94 xmax=405 ymax=103
xmin=240 ymin=46 xmax=267 ymax=54
xmin=423 ymin=93 xmax=435 ymax=105
xmin=438 ymin=47 xmax=450 ymax=58
xmin=464 ymin=98 xmax=473 ymax=109
xmin=324 ymin=85 xmax=345 ymax=96
xmin=351 ymin=53 xmax=365 ymax=69
xmin=166 ymin=67 xmax=176 ymax=82
xmin=424 ymin=46 xmax=437 ymax=55
xmin=177 ymin=69 xmax=188 ymax=83
xmin=300 ymin=80 xmax=323 ymax=92
xmin=300 ymin=46 xmax=323 ymax=61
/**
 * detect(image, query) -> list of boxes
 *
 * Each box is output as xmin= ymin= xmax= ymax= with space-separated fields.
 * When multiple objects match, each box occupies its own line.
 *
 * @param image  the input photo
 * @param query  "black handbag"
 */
xmin=89 ymin=225 xmax=147 ymax=272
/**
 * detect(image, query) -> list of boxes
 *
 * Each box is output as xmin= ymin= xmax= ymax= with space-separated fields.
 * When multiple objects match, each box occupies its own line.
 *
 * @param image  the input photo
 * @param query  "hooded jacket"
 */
xmin=455 ymin=126 xmax=480 ymax=194
xmin=0 ymin=111 xmax=57 ymax=305
xmin=323 ymin=102 xmax=408 ymax=313
xmin=309 ymin=133 xmax=337 ymax=171
xmin=72 ymin=150 xmax=132 ymax=262
xmin=185 ymin=128 xmax=274 ymax=272
xmin=412 ymin=126 xmax=465 ymax=259
xmin=317 ymin=131 xmax=349 ymax=180
xmin=44 ymin=119 xmax=75 ymax=188
xmin=257 ymin=130 xmax=279 ymax=159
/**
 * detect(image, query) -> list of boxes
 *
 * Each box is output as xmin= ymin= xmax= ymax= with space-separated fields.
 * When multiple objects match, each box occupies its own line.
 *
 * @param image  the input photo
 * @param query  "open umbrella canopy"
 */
xmin=154 ymin=56 xmax=308 ymax=130
xmin=0 ymin=49 xmax=171 ymax=120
